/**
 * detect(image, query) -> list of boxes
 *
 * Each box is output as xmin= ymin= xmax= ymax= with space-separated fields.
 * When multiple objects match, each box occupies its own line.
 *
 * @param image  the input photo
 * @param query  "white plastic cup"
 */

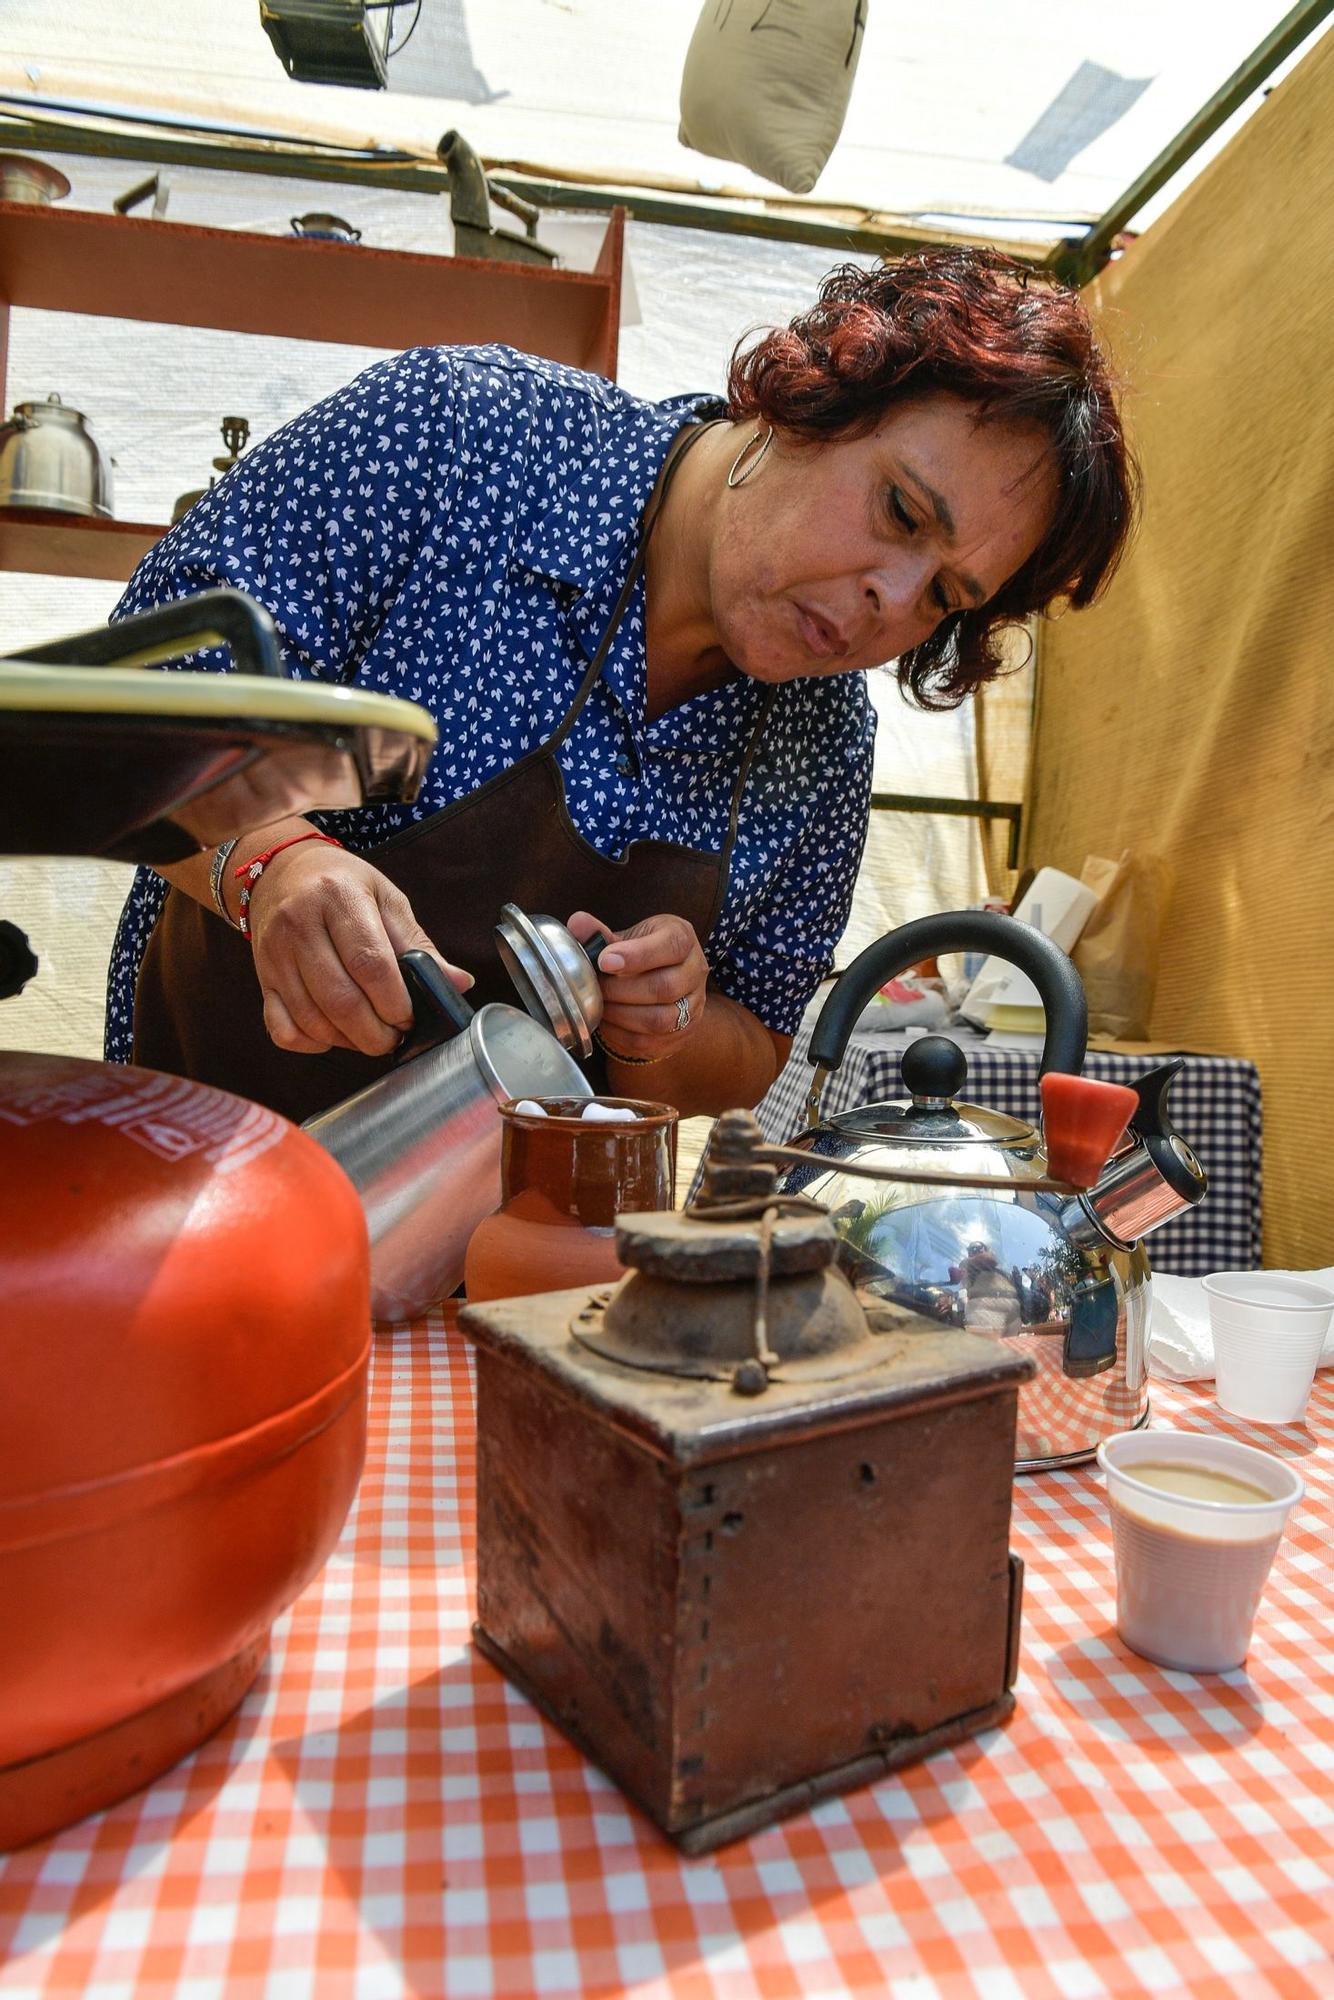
xmin=1097 ymin=1428 xmax=1303 ymax=1673
xmin=1202 ymin=1271 xmax=1334 ymax=1423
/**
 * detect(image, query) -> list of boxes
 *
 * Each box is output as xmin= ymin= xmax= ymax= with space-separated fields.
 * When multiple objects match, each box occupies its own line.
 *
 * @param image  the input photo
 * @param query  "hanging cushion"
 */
xmin=678 ymin=1 xmax=868 ymax=196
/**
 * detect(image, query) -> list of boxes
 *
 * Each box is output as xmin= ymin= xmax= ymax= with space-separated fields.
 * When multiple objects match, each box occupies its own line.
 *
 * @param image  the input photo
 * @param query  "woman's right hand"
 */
xmin=238 ymin=834 xmax=473 ymax=1056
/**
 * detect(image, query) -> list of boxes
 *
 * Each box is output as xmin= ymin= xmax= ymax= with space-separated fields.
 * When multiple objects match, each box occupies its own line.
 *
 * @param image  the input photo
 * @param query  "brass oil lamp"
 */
xmin=460 ymin=1110 xmax=1036 ymax=1854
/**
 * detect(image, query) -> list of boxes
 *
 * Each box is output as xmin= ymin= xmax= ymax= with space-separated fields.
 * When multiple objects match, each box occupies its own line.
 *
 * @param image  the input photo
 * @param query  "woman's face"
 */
xmin=708 ymin=395 xmax=1058 ymax=682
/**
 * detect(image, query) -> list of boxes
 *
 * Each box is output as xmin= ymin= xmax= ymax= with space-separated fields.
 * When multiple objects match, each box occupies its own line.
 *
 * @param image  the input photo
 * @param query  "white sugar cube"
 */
xmin=512 ymin=1099 xmax=549 ymax=1117
xmin=580 ymin=1103 xmax=637 ymax=1122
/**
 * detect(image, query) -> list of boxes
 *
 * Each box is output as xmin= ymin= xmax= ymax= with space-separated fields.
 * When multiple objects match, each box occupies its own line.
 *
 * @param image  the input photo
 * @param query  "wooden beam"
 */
xmin=0 ymin=200 xmax=617 ymax=365
xmin=588 ymin=206 xmax=625 ymax=379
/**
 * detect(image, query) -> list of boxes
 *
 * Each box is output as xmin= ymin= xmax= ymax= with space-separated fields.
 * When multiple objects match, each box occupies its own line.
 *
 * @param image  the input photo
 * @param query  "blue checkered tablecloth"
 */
xmin=754 ymin=1024 xmax=1262 ymax=1276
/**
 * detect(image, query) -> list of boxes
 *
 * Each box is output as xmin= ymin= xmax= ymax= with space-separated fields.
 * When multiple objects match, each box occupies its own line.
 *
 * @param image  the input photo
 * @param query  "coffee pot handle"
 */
xmin=398 ymin=949 xmax=475 ymax=1052
xmin=809 ymin=910 xmax=1088 ymax=1079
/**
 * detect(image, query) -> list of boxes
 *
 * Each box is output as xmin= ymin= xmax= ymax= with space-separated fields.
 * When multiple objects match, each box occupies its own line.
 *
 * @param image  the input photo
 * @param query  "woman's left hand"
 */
xmin=566 ymin=910 xmax=708 ymax=1063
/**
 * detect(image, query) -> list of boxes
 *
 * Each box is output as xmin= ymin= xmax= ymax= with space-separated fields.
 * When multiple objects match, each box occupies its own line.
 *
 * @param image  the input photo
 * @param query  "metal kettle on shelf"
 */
xmin=773 ymin=910 xmax=1208 ymax=1471
xmin=0 ymin=392 xmax=114 ymax=518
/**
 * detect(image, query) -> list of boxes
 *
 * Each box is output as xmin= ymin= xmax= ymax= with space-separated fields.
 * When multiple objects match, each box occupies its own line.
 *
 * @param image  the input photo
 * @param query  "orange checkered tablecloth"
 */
xmin=2 ymin=1312 xmax=1332 ymax=2000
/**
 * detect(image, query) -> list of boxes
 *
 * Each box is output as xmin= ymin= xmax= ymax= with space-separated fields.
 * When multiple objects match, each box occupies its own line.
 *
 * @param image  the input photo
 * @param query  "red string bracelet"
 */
xmin=233 ymin=830 xmax=343 ymax=940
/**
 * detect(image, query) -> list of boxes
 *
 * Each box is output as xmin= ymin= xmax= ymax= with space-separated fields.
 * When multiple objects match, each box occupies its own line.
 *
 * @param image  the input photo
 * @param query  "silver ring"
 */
xmin=674 ymin=994 xmax=691 ymax=1033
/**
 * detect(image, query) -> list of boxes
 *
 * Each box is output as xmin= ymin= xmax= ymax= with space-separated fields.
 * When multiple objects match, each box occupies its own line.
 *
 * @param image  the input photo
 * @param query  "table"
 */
xmin=3 ymin=1310 xmax=1330 ymax=2000
xmin=757 ymin=1025 xmax=1263 ymax=1277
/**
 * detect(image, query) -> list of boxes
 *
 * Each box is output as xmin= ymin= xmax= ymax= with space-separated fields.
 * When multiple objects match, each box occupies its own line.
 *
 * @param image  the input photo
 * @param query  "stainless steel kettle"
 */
xmin=775 ymin=911 xmax=1208 ymax=1471
xmin=0 ymin=394 xmax=113 ymax=518
xmin=304 ymin=915 xmax=611 ymax=1320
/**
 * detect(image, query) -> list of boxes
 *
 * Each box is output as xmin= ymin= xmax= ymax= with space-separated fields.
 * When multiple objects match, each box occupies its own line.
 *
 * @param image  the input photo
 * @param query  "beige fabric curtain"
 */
xmin=1025 ymin=30 xmax=1334 ymax=1266
xmin=973 ymin=630 xmax=1036 ymax=899
xmin=837 ymin=677 xmax=989 ymax=969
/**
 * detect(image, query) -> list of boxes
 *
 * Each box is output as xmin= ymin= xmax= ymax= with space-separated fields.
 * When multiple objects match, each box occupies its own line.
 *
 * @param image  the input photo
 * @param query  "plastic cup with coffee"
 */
xmin=1202 ymin=1271 xmax=1334 ymax=1424
xmin=1096 ymin=1428 xmax=1304 ymax=1673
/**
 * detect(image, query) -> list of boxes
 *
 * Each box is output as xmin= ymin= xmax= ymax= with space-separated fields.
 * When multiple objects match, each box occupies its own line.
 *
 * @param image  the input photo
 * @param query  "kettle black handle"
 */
xmin=398 ymin=949 xmax=475 ymax=1053
xmin=809 ymin=911 xmax=1088 ymax=1079
xmin=4 ymin=587 xmax=284 ymax=679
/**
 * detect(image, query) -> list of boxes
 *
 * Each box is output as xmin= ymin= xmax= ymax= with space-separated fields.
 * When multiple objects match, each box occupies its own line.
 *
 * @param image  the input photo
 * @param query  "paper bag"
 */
xmin=1073 ymin=850 xmax=1172 ymax=1041
xmin=959 ymin=867 xmax=1099 ymax=1027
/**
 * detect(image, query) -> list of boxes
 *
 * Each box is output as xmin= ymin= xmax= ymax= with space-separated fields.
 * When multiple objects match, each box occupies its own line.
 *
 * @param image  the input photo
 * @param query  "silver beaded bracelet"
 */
xmin=209 ymin=838 xmax=241 ymax=928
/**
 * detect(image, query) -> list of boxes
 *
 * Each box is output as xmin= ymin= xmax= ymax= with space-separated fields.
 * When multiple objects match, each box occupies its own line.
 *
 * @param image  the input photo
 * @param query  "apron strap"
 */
xmin=697 ymin=683 xmax=779 ymax=942
xmin=724 ymin=685 xmax=778 ymax=858
xmin=543 ymin=417 xmax=723 ymax=758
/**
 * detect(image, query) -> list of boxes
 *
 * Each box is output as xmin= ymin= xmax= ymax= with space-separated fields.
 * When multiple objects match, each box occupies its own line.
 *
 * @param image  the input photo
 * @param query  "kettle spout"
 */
xmin=1074 ymin=1060 xmax=1208 ymax=1249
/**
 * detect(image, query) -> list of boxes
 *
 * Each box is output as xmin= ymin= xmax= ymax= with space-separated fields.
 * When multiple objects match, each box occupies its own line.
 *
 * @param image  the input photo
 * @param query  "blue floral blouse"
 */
xmin=104 ymin=344 xmax=875 ymax=1058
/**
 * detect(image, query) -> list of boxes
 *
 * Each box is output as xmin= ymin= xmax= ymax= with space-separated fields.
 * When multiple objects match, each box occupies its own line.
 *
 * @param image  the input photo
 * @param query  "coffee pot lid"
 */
xmin=494 ymin=902 xmax=604 ymax=1058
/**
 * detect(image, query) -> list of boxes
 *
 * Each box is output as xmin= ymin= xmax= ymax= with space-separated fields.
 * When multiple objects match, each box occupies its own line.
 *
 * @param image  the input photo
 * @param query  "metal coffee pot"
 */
xmin=0 ymin=393 xmax=113 ymax=518
xmin=775 ymin=910 xmax=1208 ymax=1470
xmin=304 ymin=909 xmax=610 ymax=1319
xmin=0 ymin=153 xmax=70 ymax=204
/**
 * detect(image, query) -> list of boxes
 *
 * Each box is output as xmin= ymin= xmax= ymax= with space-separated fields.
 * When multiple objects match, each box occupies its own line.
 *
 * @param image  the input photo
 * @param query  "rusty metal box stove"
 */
xmin=460 ymin=1167 xmax=1033 ymax=1853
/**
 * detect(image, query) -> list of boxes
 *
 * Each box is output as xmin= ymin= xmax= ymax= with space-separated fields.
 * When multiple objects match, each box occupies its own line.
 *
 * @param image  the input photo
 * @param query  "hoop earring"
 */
xmin=726 ymin=425 xmax=774 ymax=489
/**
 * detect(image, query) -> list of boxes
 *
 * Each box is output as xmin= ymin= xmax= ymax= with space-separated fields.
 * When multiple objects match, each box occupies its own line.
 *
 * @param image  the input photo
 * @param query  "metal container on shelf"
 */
xmin=0 ymin=393 xmax=113 ymax=518
xmin=0 ymin=153 xmax=70 ymax=204
xmin=171 ymin=415 xmax=250 ymax=524
xmin=290 ymin=212 xmax=361 ymax=242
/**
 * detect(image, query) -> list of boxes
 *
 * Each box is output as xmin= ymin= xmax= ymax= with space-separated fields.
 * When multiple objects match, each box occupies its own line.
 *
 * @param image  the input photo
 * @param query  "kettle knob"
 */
xmin=899 ymin=1035 xmax=968 ymax=1103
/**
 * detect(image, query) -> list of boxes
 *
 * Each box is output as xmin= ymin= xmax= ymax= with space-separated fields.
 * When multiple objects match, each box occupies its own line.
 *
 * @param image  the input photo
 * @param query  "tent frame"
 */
xmin=0 ymin=0 xmax=1328 ymax=278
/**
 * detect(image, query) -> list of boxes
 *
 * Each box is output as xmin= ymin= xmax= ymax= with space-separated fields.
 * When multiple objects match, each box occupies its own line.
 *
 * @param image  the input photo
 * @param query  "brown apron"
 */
xmin=133 ymin=423 xmax=775 ymax=1124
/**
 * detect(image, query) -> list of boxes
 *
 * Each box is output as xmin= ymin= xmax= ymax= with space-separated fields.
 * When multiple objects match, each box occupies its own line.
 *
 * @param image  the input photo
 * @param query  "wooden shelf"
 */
xmin=0 ymin=510 xmax=166 ymax=584
xmin=0 ymin=199 xmax=624 ymax=582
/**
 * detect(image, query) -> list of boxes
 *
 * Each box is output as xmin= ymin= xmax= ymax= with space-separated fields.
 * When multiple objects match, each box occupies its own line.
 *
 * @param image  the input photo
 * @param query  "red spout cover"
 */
xmin=1040 ymin=1072 xmax=1140 ymax=1190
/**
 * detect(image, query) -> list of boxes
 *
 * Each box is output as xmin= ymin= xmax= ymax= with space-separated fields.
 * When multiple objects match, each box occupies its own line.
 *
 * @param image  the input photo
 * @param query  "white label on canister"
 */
xmin=0 ymin=1068 xmax=286 ymax=1171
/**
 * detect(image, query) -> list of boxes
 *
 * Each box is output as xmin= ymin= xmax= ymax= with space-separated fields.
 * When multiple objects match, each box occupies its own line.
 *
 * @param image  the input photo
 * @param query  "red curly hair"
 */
xmin=725 ymin=246 xmax=1138 ymax=707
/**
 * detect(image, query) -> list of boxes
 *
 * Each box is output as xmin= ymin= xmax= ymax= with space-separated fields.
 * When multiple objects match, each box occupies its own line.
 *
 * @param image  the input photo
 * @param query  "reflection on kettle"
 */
xmin=954 ymin=1241 xmax=1023 ymax=1338
xmin=776 ymin=910 xmax=1209 ymax=1471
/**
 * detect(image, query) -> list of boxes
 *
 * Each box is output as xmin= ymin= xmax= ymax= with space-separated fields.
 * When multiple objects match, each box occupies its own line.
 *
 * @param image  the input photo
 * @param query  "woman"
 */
xmin=107 ymin=246 xmax=1136 ymax=1122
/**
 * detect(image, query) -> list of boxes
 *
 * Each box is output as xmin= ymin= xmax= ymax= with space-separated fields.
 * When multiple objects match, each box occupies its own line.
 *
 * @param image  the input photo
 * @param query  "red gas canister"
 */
xmin=0 ymin=1052 xmax=372 ymax=1849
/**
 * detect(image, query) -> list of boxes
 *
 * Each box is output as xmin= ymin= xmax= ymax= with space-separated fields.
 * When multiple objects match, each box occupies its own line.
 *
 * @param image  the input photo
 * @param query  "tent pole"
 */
xmin=870 ymin=794 xmax=1023 ymax=872
xmin=0 ymin=104 xmax=1051 ymax=264
xmin=1048 ymin=0 xmax=1334 ymax=286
